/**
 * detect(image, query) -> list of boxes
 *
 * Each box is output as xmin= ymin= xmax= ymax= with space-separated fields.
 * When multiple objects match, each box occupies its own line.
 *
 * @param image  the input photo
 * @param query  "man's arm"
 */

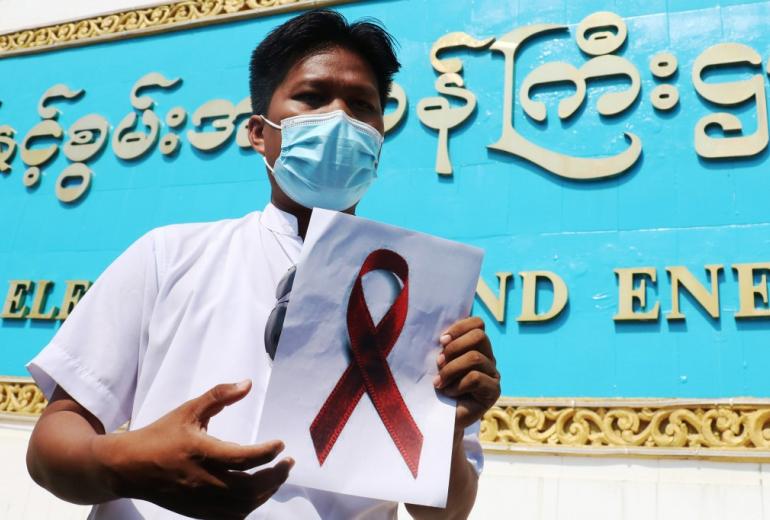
xmin=404 ymin=431 xmax=479 ymax=520
xmin=27 ymin=381 xmax=293 ymax=520
xmin=405 ymin=316 xmax=500 ymax=520
xmin=27 ymin=386 xmax=119 ymax=504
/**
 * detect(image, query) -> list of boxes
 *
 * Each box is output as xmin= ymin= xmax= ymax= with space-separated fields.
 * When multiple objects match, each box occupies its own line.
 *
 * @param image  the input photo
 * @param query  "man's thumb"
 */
xmin=190 ymin=380 xmax=252 ymax=427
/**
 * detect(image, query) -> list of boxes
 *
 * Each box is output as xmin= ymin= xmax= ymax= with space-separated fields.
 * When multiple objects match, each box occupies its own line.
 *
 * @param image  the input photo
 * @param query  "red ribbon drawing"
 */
xmin=310 ymin=249 xmax=423 ymax=478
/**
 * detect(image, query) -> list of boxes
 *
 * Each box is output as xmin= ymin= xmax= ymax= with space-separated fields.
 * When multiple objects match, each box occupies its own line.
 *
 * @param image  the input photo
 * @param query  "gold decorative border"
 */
xmin=0 ymin=0 xmax=359 ymax=59
xmin=6 ymin=377 xmax=770 ymax=461
xmin=481 ymin=397 xmax=770 ymax=461
xmin=0 ymin=377 xmax=47 ymax=416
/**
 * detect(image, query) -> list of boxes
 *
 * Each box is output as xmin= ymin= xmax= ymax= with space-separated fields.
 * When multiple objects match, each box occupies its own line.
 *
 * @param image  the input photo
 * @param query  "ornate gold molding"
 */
xmin=0 ymin=377 xmax=47 ymax=415
xmin=5 ymin=376 xmax=770 ymax=461
xmin=481 ymin=397 xmax=770 ymax=461
xmin=0 ymin=0 xmax=358 ymax=59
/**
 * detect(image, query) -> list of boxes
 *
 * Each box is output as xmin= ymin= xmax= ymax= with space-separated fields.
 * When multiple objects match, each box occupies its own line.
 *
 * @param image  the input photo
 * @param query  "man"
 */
xmin=25 ymin=9 xmax=501 ymax=520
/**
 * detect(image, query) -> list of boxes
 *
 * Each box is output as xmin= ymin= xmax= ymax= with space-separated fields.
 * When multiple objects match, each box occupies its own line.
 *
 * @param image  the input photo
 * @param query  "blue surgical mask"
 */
xmin=261 ymin=110 xmax=384 ymax=211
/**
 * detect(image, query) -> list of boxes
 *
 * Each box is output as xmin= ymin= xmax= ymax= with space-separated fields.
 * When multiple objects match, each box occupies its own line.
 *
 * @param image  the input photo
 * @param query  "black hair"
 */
xmin=248 ymin=9 xmax=400 ymax=116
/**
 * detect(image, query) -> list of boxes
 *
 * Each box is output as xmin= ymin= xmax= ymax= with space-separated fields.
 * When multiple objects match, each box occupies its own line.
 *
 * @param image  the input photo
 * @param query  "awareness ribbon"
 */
xmin=309 ymin=249 xmax=423 ymax=478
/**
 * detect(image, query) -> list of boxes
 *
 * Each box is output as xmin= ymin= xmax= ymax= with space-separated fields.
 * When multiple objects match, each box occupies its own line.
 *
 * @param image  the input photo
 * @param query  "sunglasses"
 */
xmin=264 ymin=265 xmax=297 ymax=360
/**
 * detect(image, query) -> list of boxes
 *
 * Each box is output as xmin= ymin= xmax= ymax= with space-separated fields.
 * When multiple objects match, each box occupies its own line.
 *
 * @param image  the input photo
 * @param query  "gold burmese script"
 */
xmin=2 ymin=11 xmax=770 ymax=203
xmin=416 ymin=11 xmax=768 ymax=178
xmin=0 ymin=72 xmax=407 ymax=205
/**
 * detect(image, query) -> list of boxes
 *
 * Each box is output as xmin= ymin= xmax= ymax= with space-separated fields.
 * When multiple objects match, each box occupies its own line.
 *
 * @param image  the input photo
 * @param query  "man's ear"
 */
xmin=247 ymin=115 xmax=266 ymax=156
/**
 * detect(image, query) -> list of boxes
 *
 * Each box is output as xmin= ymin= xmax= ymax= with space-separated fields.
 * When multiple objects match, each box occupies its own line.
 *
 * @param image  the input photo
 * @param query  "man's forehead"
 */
xmin=282 ymin=48 xmax=379 ymax=91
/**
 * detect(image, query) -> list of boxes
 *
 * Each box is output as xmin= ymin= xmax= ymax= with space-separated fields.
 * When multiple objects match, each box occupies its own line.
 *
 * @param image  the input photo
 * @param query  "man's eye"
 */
xmin=296 ymin=92 xmax=323 ymax=105
xmin=353 ymin=99 xmax=376 ymax=112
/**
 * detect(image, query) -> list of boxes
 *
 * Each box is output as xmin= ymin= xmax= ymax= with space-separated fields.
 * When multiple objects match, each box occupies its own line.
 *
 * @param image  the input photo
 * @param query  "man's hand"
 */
xmin=96 ymin=380 xmax=292 ymax=520
xmin=28 ymin=381 xmax=292 ymax=520
xmin=435 ymin=316 xmax=501 ymax=431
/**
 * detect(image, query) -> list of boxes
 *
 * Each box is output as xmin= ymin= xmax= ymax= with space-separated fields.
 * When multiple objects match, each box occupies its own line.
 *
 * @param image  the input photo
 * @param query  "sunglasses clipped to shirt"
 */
xmin=264 ymin=265 xmax=296 ymax=361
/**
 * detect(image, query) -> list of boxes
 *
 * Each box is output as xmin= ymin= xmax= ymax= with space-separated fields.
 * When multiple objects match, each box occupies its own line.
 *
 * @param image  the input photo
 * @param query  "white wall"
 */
xmin=0 ymin=0 xmax=170 ymax=34
xmin=2 ymin=419 xmax=768 ymax=519
xmin=471 ymin=453 xmax=768 ymax=520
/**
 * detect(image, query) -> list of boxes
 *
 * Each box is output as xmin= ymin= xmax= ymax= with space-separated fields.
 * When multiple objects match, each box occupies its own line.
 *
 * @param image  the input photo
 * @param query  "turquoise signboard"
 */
xmin=1 ymin=0 xmax=769 ymax=398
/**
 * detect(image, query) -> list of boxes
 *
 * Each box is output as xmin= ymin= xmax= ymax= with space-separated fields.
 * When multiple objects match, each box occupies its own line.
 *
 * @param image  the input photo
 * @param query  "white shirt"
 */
xmin=27 ymin=203 xmax=483 ymax=519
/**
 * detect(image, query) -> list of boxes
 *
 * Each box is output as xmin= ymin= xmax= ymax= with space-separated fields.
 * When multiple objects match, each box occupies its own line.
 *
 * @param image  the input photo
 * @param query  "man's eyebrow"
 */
xmin=292 ymin=78 xmax=379 ymax=97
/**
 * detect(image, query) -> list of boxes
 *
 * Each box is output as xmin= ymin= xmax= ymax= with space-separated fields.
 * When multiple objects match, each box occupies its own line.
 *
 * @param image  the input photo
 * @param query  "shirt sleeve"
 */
xmin=463 ymin=420 xmax=484 ymax=475
xmin=27 ymin=230 xmax=160 ymax=432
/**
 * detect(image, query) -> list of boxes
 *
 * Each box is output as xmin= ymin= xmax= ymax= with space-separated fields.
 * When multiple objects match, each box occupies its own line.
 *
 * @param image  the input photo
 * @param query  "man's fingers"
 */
xmin=218 ymin=470 xmax=282 ymax=501
xmin=437 ymin=317 xmax=501 ymax=434
xmin=439 ymin=316 xmax=485 ymax=346
xmin=435 ymin=350 xmax=497 ymax=389
xmin=199 ymin=438 xmax=285 ymax=471
xmin=246 ymin=457 xmax=294 ymax=497
xmin=441 ymin=371 xmax=501 ymax=402
xmin=202 ymin=465 xmax=290 ymax=519
xmin=440 ymin=328 xmax=493 ymax=365
xmin=203 ymin=458 xmax=293 ymax=517
xmin=188 ymin=380 xmax=252 ymax=426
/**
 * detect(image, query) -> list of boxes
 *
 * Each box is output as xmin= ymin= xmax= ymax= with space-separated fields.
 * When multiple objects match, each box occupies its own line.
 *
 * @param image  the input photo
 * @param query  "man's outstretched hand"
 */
xmin=95 ymin=380 xmax=293 ymax=520
xmin=28 ymin=381 xmax=292 ymax=520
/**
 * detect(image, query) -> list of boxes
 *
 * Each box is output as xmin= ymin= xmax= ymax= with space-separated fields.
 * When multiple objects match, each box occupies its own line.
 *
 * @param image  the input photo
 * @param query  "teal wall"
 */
xmin=1 ymin=0 xmax=769 ymax=398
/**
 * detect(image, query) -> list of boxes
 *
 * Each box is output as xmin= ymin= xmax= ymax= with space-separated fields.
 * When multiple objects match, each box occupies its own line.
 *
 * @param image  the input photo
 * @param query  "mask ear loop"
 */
xmin=260 ymin=115 xmax=282 ymax=172
xmin=263 ymin=155 xmax=275 ymax=173
xmin=261 ymin=115 xmax=282 ymax=130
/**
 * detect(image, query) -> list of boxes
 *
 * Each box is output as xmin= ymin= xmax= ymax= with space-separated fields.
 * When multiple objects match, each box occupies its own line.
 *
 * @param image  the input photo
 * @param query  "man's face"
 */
xmin=248 ymin=45 xmax=385 ymax=213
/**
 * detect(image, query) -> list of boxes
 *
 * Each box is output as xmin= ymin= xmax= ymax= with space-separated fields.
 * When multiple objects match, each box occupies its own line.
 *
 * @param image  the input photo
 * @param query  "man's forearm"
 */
xmin=26 ymin=397 xmax=119 ymax=504
xmin=405 ymin=432 xmax=478 ymax=520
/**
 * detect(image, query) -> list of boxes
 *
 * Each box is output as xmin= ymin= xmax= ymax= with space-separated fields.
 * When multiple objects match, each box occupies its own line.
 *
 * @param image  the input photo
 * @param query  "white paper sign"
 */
xmin=256 ymin=209 xmax=483 ymax=507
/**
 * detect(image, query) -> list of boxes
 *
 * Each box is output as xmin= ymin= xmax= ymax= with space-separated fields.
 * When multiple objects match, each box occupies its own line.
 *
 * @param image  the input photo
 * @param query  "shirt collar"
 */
xmin=260 ymin=202 xmax=300 ymax=237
